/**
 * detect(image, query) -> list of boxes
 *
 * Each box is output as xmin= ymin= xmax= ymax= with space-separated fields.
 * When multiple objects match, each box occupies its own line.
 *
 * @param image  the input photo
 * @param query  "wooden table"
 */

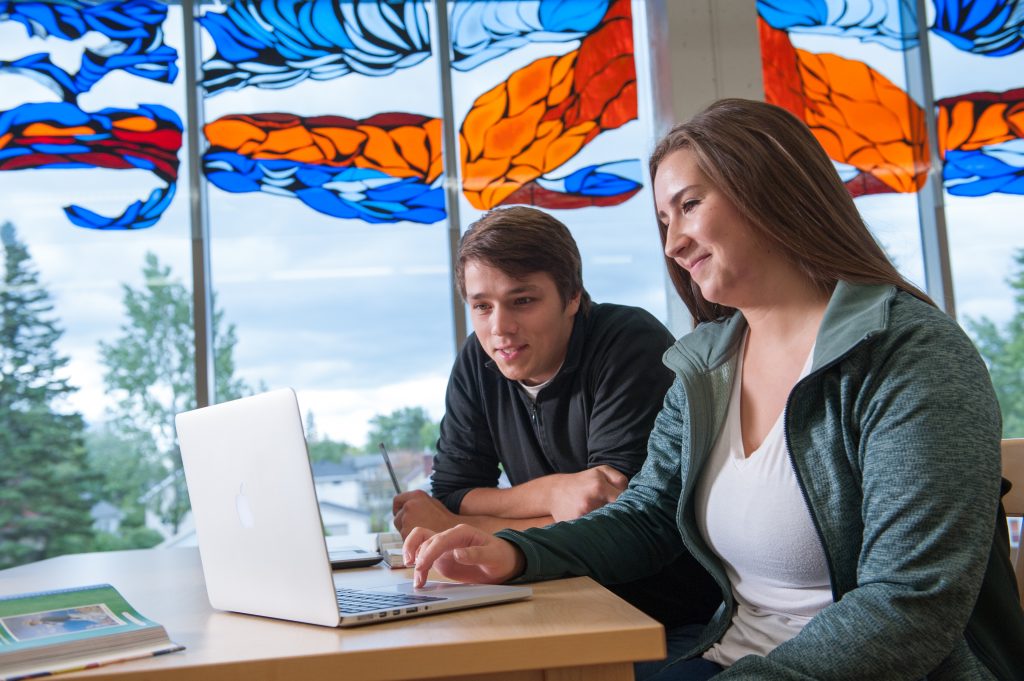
xmin=0 ymin=547 xmax=665 ymax=681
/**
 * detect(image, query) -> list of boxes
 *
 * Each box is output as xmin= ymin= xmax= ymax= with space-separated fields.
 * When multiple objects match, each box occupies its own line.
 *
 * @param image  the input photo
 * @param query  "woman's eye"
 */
xmin=682 ymin=199 xmax=700 ymax=214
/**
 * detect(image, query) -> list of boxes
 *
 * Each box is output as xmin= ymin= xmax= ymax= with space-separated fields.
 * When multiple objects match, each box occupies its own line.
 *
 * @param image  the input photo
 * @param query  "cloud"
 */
xmin=297 ymin=376 xmax=449 ymax=444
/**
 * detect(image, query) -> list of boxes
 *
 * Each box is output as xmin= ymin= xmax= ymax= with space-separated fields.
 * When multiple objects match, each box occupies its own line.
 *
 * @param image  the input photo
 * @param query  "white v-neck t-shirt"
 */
xmin=695 ymin=335 xmax=832 ymax=667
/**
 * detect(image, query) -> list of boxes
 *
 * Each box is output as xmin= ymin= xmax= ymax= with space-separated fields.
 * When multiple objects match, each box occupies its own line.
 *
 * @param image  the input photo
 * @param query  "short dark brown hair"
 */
xmin=649 ymin=98 xmax=932 ymax=323
xmin=456 ymin=206 xmax=591 ymax=314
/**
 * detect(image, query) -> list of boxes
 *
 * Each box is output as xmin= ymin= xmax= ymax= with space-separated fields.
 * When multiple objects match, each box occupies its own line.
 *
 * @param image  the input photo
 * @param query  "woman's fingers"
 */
xmin=406 ymin=524 xmax=522 ymax=587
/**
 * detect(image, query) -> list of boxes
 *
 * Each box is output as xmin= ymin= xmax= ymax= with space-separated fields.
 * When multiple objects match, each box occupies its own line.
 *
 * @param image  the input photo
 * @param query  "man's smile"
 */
xmin=495 ymin=345 xmax=527 ymax=360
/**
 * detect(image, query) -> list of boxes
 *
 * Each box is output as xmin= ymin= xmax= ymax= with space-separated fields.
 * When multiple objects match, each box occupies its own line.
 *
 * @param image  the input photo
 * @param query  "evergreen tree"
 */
xmin=304 ymin=409 xmax=319 ymax=442
xmin=968 ymin=249 xmax=1024 ymax=437
xmin=98 ymin=252 xmax=250 ymax=533
xmin=0 ymin=222 xmax=96 ymax=568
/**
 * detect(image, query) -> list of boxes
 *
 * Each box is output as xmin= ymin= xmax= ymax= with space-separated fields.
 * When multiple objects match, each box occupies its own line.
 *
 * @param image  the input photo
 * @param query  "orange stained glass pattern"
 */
xmin=204 ymin=112 xmax=443 ymax=183
xmin=936 ymin=88 xmax=1024 ymax=156
xmin=760 ymin=19 xmax=929 ymax=195
xmin=459 ymin=0 xmax=637 ymax=209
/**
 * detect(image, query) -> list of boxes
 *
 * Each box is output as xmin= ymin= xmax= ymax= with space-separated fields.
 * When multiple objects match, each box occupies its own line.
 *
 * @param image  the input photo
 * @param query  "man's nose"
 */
xmin=491 ymin=305 xmax=517 ymax=336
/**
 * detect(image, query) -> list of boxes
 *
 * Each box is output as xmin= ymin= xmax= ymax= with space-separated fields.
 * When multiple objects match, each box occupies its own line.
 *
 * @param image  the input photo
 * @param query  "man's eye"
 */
xmin=514 ymin=297 xmax=534 ymax=305
xmin=473 ymin=303 xmax=491 ymax=313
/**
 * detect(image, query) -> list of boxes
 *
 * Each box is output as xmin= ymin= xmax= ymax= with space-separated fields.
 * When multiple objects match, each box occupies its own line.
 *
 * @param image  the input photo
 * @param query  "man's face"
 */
xmin=464 ymin=261 xmax=580 ymax=386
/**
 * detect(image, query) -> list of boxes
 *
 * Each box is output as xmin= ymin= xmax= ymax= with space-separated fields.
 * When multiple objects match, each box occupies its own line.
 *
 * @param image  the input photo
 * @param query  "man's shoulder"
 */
xmin=572 ymin=303 xmax=675 ymax=379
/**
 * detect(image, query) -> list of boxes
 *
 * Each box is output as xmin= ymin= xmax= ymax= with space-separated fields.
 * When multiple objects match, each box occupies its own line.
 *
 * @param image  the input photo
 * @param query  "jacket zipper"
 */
xmin=783 ymin=379 xmax=840 ymax=603
xmin=782 ymin=334 xmax=875 ymax=604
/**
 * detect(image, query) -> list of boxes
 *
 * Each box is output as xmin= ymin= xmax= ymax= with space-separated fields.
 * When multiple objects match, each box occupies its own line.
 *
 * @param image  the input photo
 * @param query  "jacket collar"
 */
xmin=812 ymin=281 xmax=895 ymax=370
xmin=663 ymin=282 xmax=897 ymax=375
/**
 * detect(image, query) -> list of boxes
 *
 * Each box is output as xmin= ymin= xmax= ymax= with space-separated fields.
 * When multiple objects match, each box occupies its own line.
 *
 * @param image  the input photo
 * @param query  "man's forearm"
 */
xmin=459 ymin=479 xmax=555 ymax=518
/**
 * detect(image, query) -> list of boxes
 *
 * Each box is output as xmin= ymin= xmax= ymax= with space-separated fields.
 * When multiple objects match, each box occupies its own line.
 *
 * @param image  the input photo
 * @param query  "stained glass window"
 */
xmin=757 ymin=0 xmax=928 ymax=288
xmin=15 ymin=0 xmax=1018 ymax=569
xmin=449 ymin=0 xmax=668 ymax=315
xmin=198 ymin=0 xmax=454 ymax=444
xmin=0 ymin=0 xmax=192 ymax=564
xmin=0 ymin=0 xmax=672 ymax=567
xmin=758 ymin=0 xmax=1024 ymax=435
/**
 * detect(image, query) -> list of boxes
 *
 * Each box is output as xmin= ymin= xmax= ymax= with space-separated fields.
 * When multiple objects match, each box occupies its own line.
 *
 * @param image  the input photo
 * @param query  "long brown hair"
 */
xmin=649 ymin=98 xmax=932 ymax=322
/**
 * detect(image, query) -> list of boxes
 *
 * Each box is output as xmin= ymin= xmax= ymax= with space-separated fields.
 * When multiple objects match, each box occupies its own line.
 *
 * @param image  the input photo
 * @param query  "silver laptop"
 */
xmin=175 ymin=388 xmax=531 ymax=627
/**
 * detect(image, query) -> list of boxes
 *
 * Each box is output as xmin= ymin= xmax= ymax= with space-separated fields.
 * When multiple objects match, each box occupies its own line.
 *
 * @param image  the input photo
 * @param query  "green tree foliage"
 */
xmin=91 ymin=526 xmax=164 ymax=552
xmin=0 ymin=222 xmax=97 ymax=569
xmin=967 ymin=249 xmax=1024 ymax=437
xmin=98 ymin=252 xmax=249 ymax=532
xmin=308 ymin=438 xmax=361 ymax=462
xmin=84 ymin=423 xmax=164 ymax=511
xmin=90 ymin=501 xmax=164 ymax=552
xmin=365 ymin=406 xmax=439 ymax=453
xmin=419 ymin=419 xmax=440 ymax=453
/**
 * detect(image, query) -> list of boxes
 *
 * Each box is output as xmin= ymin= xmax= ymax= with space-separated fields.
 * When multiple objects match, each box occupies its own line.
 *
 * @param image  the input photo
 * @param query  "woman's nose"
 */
xmin=664 ymin=220 xmax=691 ymax=258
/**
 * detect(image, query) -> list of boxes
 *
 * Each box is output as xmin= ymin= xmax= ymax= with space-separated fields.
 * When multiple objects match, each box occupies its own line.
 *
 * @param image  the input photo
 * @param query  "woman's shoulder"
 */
xmin=860 ymin=289 xmax=993 ymax=394
xmin=886 ymin=289 xmax=971 ymax=343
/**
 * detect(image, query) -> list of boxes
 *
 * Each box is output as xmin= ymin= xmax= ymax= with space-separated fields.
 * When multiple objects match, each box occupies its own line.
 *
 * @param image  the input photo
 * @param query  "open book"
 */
xmin=0 ymin=583 xmax=184 ymax=680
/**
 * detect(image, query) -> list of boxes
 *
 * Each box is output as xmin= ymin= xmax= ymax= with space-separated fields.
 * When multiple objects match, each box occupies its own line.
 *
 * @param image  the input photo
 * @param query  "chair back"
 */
xmin=1001 ymin=438 xmax=1024 ymax=606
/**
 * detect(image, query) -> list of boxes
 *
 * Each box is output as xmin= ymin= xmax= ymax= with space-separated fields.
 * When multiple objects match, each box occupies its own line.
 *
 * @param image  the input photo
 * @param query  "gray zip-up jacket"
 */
xmin=498 ymin=282 xmax=1024 ymax=679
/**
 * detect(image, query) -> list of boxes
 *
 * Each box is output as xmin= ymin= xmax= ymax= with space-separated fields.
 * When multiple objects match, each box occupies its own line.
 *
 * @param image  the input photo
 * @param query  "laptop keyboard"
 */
xmin=336 ymin=587 xmax=446 ymax=615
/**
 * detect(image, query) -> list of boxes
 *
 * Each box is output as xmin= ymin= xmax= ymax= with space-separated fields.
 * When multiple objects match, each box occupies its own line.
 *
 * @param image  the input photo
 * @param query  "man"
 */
xmin=393 ymin=206 xmax=719 ymax=625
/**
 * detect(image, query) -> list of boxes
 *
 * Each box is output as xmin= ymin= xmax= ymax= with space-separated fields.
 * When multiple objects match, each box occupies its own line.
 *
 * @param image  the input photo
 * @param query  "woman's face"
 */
xmin=654 ymin=148 xmax=772 ymax=310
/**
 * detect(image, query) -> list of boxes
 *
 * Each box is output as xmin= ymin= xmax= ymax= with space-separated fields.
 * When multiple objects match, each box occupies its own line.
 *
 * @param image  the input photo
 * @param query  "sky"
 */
xmin=0 ymin=1 xmax=1021 ymax=445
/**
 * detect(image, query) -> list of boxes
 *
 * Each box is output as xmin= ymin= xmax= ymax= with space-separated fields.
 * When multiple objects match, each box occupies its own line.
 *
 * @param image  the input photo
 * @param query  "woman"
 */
xmin=405 ymin=99 xmax=1024 ymax=679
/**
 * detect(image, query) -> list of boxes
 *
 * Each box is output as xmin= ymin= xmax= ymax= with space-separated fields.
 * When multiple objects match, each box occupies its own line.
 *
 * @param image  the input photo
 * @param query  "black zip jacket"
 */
xmin=431 ymin=302 xmax=721 ymax=627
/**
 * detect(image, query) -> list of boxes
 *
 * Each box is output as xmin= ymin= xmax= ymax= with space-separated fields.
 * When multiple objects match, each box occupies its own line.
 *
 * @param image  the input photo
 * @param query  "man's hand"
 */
xmin=547 ymin=465 xmax=628 ymax=522
xmin=404 ymin=525 xmax=525 ymax=588
xmin=392 ymin=490 xmax=459 ymax=538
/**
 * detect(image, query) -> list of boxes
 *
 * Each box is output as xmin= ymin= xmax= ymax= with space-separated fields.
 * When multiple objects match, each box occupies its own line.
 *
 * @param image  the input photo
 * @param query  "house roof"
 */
xmin=90 ymin=500 xmax=123 ymax=520
xmin=311 ymin=459 xmax=359 ymax=478
xmin=318 ymin=501 xmax=370 ymax=517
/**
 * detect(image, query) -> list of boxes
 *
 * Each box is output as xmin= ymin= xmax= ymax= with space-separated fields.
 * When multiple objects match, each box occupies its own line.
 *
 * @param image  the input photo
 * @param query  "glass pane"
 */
xmin=197 ymin=0 xmax=452 ymax=532
xmin=448 ymin=0 xmax=668 ymax=321
xmin=757 ymin=0 xmax=927 ymax=289
xmin=0 ymin=0 xmax=191 ymax=567
xmin=926 ymin=0 xmax=1024 ymax=435
xmin=758 ymin=0 xmax=1024 ymax=436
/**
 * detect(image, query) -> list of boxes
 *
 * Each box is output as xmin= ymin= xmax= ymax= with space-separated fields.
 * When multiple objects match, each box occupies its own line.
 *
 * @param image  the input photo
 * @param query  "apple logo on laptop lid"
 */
xmin=235 ymin=482 xmax=255 ymax=529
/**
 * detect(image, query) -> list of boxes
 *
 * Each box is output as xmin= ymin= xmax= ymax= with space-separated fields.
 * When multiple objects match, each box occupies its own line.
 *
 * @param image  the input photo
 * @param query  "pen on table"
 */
xmin=378 ymin=442 xmax=403 ymax=495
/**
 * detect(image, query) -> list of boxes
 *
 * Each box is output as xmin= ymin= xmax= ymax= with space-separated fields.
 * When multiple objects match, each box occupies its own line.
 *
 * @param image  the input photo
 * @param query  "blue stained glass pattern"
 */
xmin=199 ymin=0 xmax=612 ymax=95
xmin=0 ymin=0 xmax=178 ymax=99
xmin=756 ymin=0 xmax=917 ymax=50
xmin=944 ymin=142 xmax=1024 ymax=196
xmin=932 ymin=0 xmax=1024 ymax=56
